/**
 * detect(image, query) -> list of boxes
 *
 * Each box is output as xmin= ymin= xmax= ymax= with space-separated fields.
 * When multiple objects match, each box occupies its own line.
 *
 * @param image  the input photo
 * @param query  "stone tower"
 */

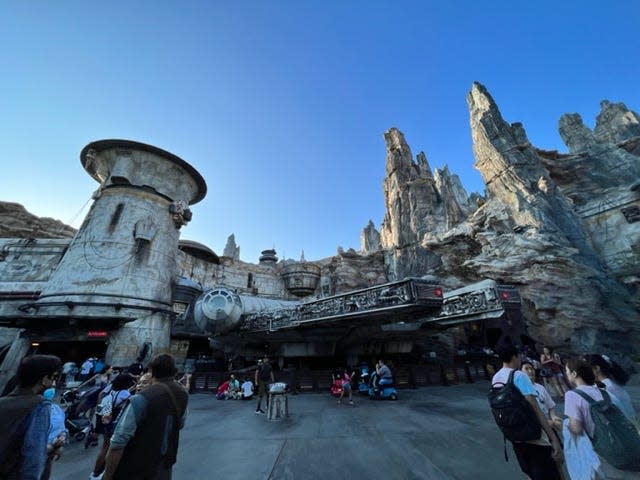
xmin=30 ymin=140 xmax=206 ymax=366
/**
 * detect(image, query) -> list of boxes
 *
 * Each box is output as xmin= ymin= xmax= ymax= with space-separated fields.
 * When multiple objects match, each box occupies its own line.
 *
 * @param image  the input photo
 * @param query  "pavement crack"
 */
xmin=267 ymin=438 xmax=287 ymax=480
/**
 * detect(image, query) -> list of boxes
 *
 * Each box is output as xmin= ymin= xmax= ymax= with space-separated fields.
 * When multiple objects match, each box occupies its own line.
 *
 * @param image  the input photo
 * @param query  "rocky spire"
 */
xmin=558 ymin=113 xmax=599 ymax=153
xmin=223 ymin=234 xmax=240 ymax=260
xmin=558 ymin=105 xmax=640 ymax=191
xmin=378 ymin=127 xmax=472 ymax=280
xmin=379 ymin=128 xmax=444 ymax=249
xmin=360 ymin=220 xmax=381 ymax=254
xmin=433 ymin=166 xmax=474 ymax=231
xmin=468 ymin=81 xmax=585 ymax=240
xmin=594 ymin=100 xmax=640 ymax=144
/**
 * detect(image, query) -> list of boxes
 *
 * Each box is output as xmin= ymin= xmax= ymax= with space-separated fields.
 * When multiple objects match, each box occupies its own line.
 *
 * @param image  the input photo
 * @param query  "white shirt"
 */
xmin=241 ymin=380 xmax=253 ymax=396
xmin=533 ymin=382 xmax=556 ymax=419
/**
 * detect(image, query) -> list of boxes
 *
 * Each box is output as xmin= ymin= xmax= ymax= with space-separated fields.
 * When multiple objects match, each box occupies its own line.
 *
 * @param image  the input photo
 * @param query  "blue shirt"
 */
xmin=20 ymin=401 xmax=50 ymax=480
xmin=492 ymin=367 xmax=537 ymax=397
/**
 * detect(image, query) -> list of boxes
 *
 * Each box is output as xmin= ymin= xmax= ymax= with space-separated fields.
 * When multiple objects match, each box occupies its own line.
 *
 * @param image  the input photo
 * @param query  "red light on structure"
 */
xmin=87 ymin=331 xmax=108 ymax=338
xmin=434 ymin=287 xmax=443 ymax=298
xmin=500 ymin=291 xmax=510 ymax=300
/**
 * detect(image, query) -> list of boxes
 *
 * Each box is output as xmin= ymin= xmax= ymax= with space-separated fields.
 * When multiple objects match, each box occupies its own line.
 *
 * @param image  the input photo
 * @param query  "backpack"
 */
xmin=488 ymin=370 xmax=541 ymax=460
xmin=573 ymin=388 xmax=640 ymax=471
xmin=102 ymin=391 xmax=129 ymax=436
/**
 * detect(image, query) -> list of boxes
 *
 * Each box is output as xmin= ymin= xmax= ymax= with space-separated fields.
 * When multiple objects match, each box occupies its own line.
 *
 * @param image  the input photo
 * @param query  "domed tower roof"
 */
xmin=179 ymin=240 xmax=219 ymax=264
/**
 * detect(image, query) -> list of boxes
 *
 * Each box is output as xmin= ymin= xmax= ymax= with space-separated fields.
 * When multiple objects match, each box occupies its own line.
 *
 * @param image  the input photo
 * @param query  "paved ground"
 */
xmin=51 ymin=378 xmax=640 ymax=480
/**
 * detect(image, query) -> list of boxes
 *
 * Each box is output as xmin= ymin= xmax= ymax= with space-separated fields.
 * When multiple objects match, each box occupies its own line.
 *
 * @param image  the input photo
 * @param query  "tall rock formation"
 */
xmin=465 ymin=82 xmax=639 ymax=355
xmin=376 ymin=82 xmax=639 ymax=358
xmin=594 ymin=100 xmax=640 ymax=145
xmin=550 ymin=103 xmax=640 ymax=288
xmin=223 ymin=234 xmax=240 ymax=260
xmin=379 ymin=128 xmax=474 ymax=280
xmin=360 ymin=220 xmax=381 ymax=254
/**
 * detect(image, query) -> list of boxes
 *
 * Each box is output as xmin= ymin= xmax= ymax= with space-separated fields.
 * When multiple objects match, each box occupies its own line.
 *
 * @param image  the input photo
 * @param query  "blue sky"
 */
xmin=1 ymin=1 xmax=639 ymax=262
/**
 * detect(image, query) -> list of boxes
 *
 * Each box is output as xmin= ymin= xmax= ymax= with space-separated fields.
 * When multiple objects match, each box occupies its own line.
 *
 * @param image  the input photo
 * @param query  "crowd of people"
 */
xmin=0 ymin=353 xmax=189 ymax=480
xmin=490 ymin=345 xmax=639 ymax=480
xmin=0 ymin=345 xmax=637 ymax=480
xmin=215 ymin=373 xmax=255 ymax=401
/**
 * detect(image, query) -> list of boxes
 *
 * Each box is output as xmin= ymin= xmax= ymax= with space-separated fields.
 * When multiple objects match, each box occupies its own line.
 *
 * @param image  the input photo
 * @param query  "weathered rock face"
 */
xmin=468 ymin=83 xmax=639 ymax=356
xmin=317 ymin=250 xmax=387 ymax=297
xmin=378 ymin=128 xmax=476 ymax=280
xmin=549 ymin=104 xmax=640 ymax=287
xmin=0 ymin=202 xmax=76 ymax=239
xmin=379 ymin=130 xmax=476 ymax=249
xmin=594 ymin=100 xmax=640 ymax=145
xmin=378 ymin=82 xmax=639 ymax=359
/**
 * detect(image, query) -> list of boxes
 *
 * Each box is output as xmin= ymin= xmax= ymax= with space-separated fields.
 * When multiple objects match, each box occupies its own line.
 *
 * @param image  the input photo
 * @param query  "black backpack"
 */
xmin=488 ymin=370 xmax=542 ymax=460
xmin=103 ymin=391 xmax=130 ymax=436
xmin=573 ymin=388 xmax=640 ymax=471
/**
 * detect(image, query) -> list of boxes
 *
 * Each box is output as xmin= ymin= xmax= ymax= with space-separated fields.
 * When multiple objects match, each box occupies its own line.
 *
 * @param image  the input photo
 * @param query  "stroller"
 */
xmin=60 ymin=385 xmax=101 ymax=442
xmin=330 ymin=370 xmax=343 ymax=397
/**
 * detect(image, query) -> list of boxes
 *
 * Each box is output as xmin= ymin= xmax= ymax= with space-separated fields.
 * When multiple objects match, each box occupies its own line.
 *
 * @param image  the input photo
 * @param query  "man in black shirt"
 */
xmin=254 ymin=357 xmax=274 ymax=414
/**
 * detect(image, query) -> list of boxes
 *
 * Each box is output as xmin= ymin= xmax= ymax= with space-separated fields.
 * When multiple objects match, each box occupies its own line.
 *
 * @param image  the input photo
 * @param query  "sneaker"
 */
xmin=337 ymin=399 xmax=341 ymax=404
xmin=349 ymin=400 xmax=354 ymax=405
xmin=255 ymin=409 xmax=265 ymax=414
xmin=89 ymin=473 xmax=103 ymax=480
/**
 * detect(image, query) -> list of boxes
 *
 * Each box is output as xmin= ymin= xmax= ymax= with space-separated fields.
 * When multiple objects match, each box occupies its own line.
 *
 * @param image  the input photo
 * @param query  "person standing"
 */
xmin=102 ymin=354 xmax=188 ymax=480
xmin=521 ymin=361 xmax=562 ymax=428
xmin=0 ymin=354 xmax=63 ymax=480
xmin=254 ymin=356 xmax=274 ymax=414
xmin=89 ymin=374 xmax=136 ymax=480
xmin=491 ymin=346 xmax=562 ymax=480
xmin=41 ymin=386 xmax=67 ymax=480
xmin=337 ymin=367 xmax=355 ymax=405
xmin=559 ymin=357 xmax=639 ymax=478
xmin=586 ymin=353 xmax=637 ymax=426
xmin=540 ymin=347 xmax=567 ymax=397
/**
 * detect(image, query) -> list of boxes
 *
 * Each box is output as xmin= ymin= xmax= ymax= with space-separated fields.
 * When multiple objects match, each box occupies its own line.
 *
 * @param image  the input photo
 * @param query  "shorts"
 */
xmin=258 ymin=380 xmax=268 ymax=396
xmin=342 ymin=382 xmax=351 ymax=392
